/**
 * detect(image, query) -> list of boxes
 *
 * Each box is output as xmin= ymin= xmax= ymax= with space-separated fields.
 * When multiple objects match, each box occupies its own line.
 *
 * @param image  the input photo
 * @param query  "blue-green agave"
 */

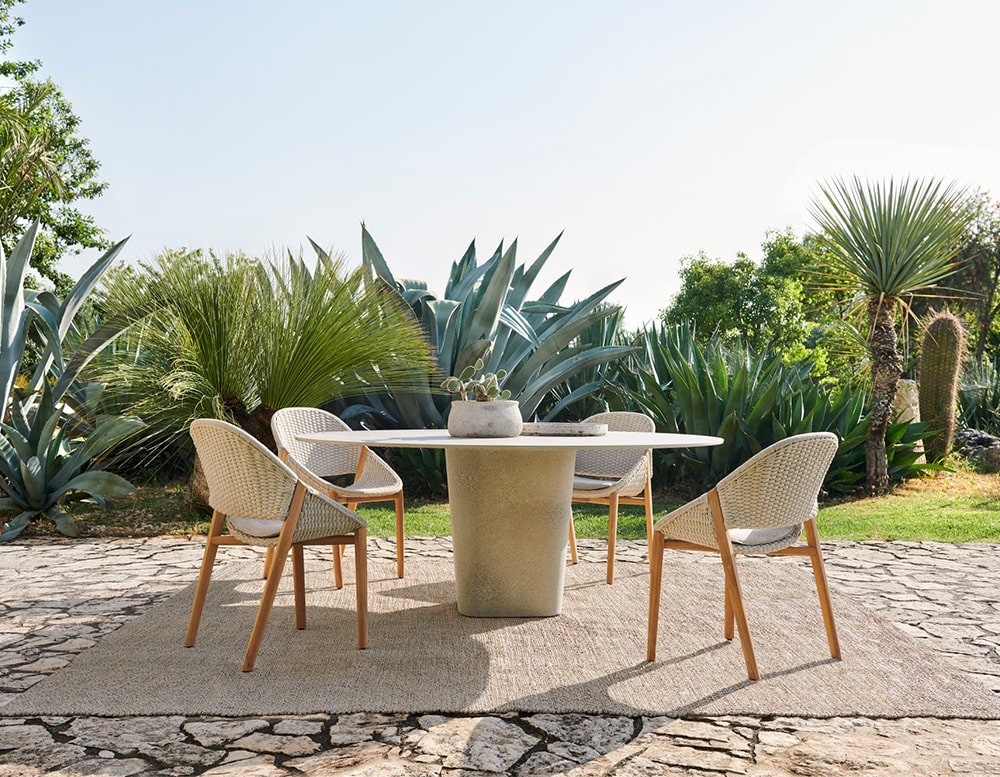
xmin=326 ymin=226 xmax=638 ymax=429
xmin=0 ymin=222 xmax=143 ymax=541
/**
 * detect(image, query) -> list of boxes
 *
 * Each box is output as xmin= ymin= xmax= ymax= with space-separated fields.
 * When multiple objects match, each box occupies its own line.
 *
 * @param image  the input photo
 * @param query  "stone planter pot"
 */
xmin=447 ymin=400 xmax=523 ymax=438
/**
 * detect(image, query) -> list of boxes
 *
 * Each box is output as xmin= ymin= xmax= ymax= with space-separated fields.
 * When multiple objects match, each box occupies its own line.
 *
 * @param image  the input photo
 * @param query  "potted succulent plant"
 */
xmin=442 ymin=358 xmax=522 ymax=438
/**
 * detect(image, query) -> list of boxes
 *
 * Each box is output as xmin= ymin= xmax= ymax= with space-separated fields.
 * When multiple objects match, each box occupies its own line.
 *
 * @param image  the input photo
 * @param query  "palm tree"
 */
xmin=89 ymin=248 xmax=432 ymax=499
xmin=810 ymin=176 xmax=974 ymax=494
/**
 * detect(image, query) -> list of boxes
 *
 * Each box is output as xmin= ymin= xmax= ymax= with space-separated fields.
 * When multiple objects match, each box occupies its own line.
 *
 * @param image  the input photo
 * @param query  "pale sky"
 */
xmin=11 ymin=0 xmax=1000 ymax=326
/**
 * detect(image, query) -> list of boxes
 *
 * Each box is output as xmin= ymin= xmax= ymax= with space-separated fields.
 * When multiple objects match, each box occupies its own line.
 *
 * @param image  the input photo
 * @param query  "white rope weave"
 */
xmin=271 ymin=407 xmax=402 ymax=498
xmin=654 ymin=432 xmax=839 ymax=553
xmin=572 ymin=412 xmax=653 ymax=498
xmin=189 ymin=419 xmax=364 ymax=545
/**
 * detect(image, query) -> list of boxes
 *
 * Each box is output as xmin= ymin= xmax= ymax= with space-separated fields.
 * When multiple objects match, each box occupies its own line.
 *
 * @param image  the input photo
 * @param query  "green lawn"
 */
xmin=40 ymin=470 xmax=1000 ymax=544
xmin=816 ymin=471 xmax=1000 ymax=542
xmin=356 ymin=500 xmax=684 ymax=541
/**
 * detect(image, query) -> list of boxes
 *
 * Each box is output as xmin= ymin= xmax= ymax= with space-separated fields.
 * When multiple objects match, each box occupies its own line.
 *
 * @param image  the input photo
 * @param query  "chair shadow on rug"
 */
xmin=508 ymin=646 xmax=842 ymax=718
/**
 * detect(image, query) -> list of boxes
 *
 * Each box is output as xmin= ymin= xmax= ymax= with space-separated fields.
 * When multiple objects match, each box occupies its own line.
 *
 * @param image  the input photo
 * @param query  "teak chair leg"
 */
xmin=332 ymin=543 xmax=344 ymax=589
xmin=185 ymin=509 xmax=226 ymax=647
xmin=262 ymin=547 xmax=275 ymax=579
xmin=709 ymin=488 xmax=760 ymax=680
xmin=355 ymin=528 xmax=369 ymax=649
xmin=606 ymin=492 xmax=619 ymax=585
xmin=394 ymin=492 xmax=405 ymax=579
xmin=805 ymin=517 xmax=841 ymax=659
xmin=568 ymin=516 xmax=578 ymax=565
xmin=292 ymin=545 xmax=306 ymax=630
xmin=242 ymin=485 xmax=306 ymax=672
xmin=243 ymin=541 xmax=290 ymax=671
xmin=646 ymin=530 xmax=665 ymax=661
xmin=643 ymin=481 xmax=654 ymax=549
xmin=724 ymin=573 xmax=735 ymax=641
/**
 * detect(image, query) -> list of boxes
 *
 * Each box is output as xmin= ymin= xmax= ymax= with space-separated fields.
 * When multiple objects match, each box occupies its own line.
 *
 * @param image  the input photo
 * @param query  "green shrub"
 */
xmin=958 ymin=355 xmax=1000 ymax=436
xmin=89 ymin=248 xmax=431 ymax=480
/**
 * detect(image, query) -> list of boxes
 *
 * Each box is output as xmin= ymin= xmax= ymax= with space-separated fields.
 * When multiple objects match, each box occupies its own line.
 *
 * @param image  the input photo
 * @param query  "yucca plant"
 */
xmin=810 ymin=176 xmax=975 ymax=494
xmin=1 ymin=222 xmax=142 ymax=541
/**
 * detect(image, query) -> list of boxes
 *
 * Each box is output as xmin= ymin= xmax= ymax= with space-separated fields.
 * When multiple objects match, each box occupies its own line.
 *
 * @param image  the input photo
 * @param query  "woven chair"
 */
xmin=271 ymin=407 xmax=406 ymax=580
xmin=646 ymin=432 xmax=840 ymax=680
xmin=570 ymin=411 xmax=655 ymax=584
xmin=185 ymin=419 xmax=368 ymax=672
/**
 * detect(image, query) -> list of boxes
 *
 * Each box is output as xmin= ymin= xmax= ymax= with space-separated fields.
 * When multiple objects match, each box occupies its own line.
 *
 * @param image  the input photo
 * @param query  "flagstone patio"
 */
xmin=1 ymin=536 xmax=998 ymax=775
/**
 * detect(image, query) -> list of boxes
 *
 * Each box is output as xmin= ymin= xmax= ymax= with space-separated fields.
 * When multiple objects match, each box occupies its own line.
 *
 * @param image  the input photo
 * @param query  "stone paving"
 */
xmin=1 ymin=536 xmax=999 ymax=775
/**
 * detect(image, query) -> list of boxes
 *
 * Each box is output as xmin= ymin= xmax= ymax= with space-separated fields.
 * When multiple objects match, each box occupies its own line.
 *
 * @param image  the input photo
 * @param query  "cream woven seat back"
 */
xmin=647 ymin=432 xmax=840 ymax=680
xmin=185 ymin=419 xmax=368 ymax=672
xmin=570 ymin=411 xmax=655 ymax=584
xmin=272 ymin=407 xmax=407 ymax=578
xmin=271 ymin=408 xmax=402 ymax=494
xmin=657 ymin=432 xmax=838 ymax=552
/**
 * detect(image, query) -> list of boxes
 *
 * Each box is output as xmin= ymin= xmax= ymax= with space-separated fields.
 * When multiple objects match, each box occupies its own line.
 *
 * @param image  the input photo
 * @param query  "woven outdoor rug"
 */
xmin=5 ymin=553 xmax=999 ymax=719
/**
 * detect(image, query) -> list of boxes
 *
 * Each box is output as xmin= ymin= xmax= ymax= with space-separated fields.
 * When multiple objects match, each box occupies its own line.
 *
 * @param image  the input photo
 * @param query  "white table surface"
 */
xmin=296 ymin=428 xmax=724 ymax=450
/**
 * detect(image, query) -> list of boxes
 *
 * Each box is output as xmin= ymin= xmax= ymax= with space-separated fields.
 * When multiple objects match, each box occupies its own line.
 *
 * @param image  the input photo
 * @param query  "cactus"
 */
xmin=918 ymin=311 xmax=967 ymax=462
xmin=441 ymin=357 xmax=511 ymax=402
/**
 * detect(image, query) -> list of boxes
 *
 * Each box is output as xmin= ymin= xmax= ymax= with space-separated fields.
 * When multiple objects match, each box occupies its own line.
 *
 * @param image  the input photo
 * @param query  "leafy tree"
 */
xmin=0 ymin=0 xmax=108 ymax=293
xmin=939 ymin=192 xmax=1000 ymax=365
xmin=660 ymin=247 xmax=806 ymax=353
xmin=810 ymin=176 xmax=974 ymax=495
xmin=759 ymin=229 xmax=872 ymax=384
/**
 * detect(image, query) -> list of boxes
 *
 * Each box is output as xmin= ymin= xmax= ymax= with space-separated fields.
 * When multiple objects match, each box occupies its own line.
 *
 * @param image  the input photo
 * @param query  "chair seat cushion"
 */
xmin=728 ymin=525 xmax=800 ymax=548
xmin=227 ymin=516 xmax=283 ymax=538
xmin=573 ymin=475 xmax=617 ymax=491
xmin=332 ymin=483 xmax=401 ymax=498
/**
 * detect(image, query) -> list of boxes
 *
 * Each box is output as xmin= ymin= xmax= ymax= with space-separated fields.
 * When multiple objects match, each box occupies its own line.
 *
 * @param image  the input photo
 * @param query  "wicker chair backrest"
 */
xmin=190 ymin=419 xmax=297 ymax=520
xmin=716 ymin=432 xmax=838 ymax=530
xmin=271 ymin=407 xmax=360 ymax=478
xmin=574 ymin=411 xmax=654 ymax=478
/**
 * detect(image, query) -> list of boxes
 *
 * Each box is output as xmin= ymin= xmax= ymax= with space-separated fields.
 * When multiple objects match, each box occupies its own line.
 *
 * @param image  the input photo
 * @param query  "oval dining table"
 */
xmin=295 ymin=428 xmax=723 ymax=618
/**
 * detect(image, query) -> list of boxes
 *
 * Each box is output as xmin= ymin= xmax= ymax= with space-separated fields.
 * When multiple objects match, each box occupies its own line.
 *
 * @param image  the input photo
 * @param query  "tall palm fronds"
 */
xmin=810 ymin=176 xmax=974 ymax=494
xmin=89 ymin=248 xmax=432 ymax=474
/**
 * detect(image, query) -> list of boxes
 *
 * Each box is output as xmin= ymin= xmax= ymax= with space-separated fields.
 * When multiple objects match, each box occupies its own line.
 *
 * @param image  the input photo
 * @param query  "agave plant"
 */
xmin=1 ymin=222 xmax=143 ymax=541
xmin=538 ymin=305 xmax=636 ymax=420
xmin=332 ymin=226 xmax=637 ymax=428
xmin=617 ymin=323 xmax=930 ymax=494
xmin=958 ymin=356 xmax=1000 ymax=437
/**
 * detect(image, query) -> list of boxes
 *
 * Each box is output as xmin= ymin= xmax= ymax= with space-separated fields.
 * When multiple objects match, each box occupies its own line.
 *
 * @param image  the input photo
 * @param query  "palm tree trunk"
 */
xmin=224 ymin=398 xmax=278 ymax=452
xmin=183 ymin=454 xmax=212 ymax=515
xmin=866 ymin=296 xmax=903 ymax=495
